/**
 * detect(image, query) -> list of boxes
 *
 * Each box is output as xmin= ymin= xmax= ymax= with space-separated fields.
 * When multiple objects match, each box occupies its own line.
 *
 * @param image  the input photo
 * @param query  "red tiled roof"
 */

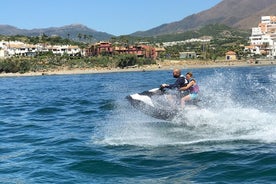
xmin=225 ymin=51 xmax=236 ymax=55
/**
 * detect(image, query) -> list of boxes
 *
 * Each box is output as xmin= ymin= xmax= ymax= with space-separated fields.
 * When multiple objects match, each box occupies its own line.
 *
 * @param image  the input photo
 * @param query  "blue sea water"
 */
xmin=0 ymin=65 xmax=275 ymax=183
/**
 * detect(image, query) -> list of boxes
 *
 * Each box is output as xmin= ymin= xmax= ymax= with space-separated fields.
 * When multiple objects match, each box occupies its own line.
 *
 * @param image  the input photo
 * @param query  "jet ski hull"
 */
xmin=126 ymin=88 xmax=180 ymax=120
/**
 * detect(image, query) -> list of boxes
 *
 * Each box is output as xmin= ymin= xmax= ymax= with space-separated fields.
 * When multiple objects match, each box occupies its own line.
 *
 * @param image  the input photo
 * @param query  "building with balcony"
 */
xmin=87 ymin=42 xmax=164 ymax=59
xmin=247 ymin=16 xmax=276 ymax=59
xmin=0 ymin=41 xmax=39 ymax=57
xmin=0 ymin=40 xmax=81 ymax=58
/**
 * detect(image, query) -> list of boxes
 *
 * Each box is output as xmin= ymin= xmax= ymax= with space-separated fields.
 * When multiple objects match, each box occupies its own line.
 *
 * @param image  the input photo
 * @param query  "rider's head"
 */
xmin=186 ymin=72 xmax=193 ymax=80
xmin=173 ymin=69 xmax=181 ymax=78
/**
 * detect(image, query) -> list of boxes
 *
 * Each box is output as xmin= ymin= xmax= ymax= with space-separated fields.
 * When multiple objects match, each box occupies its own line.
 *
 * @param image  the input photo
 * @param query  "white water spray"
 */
xmin=93 ymin=68 xmax=276 ymax=146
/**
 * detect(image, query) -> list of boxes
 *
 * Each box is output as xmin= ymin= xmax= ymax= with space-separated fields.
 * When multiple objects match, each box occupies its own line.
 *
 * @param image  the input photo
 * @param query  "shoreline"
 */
xmin=0 ymin=59 xmax=275 ymax=77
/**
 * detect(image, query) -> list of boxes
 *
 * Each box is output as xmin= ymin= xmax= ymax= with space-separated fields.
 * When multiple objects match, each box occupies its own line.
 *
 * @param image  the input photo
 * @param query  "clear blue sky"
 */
xmin=1 ymin=0 xmax=222 ymax=36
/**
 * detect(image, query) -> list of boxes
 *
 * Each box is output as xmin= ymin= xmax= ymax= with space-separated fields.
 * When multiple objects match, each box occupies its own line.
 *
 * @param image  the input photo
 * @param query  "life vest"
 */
xmin=180 ymin=75 xmax=189 ymax=88
xmin=188 ymin=78 xmax=199 ymax=94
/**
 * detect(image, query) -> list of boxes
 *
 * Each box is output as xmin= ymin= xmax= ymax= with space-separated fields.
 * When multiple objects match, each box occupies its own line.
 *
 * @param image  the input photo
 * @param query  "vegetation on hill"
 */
xmin=160 ymin=24 xmax=250 ymax=60
xmin=155 ymin=24 xmax=249 ymax=42
xmin=0 ymin=34 xmax=87 ymax=48
xmin=112 ymin=24 xmax=251 ymax=60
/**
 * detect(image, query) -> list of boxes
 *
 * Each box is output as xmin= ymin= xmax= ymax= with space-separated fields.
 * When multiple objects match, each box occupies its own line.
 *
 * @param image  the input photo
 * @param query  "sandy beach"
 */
xmin=0 ymin=59 xmax=275 ymax=77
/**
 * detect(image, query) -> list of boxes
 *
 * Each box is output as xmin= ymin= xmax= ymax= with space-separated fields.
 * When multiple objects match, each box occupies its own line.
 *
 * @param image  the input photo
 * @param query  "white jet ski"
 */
xmin=126 ymin=87 xmax=199 ymax=120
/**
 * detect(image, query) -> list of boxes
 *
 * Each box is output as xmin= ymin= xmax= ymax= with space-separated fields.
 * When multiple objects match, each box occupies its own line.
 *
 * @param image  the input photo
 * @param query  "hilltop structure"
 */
xmin=246 ymin=16 xmax=276 ymax=59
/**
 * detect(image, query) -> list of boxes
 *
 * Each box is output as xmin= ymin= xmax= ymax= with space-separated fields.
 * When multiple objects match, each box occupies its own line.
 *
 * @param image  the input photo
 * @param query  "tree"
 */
xmin=78 ymin=33 xmax=82 ymax=42
xmin=83 ymin=34 xmax=87 ymax=42
xmin=88 ymin=35 xmax=93 ymax=43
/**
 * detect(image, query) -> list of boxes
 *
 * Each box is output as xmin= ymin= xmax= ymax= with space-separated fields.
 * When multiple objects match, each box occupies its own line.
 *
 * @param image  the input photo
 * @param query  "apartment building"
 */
xmin=0 ymin=41 xmax=39 ymax=57
xmin=47 ymin=45 xmax=81 ymax=56
xmin=0 ymin=40 xmax=81 ymax=58
xmin=247 ymin=16 xmax=276 ymax=58
xmin=86 ymin=41 xmax=164 ymax=59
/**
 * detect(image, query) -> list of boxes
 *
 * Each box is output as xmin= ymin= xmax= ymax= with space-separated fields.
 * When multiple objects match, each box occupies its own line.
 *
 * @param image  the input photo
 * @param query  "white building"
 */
xmin=247 ymin=16 xmax=276 ymax=59
xmin=162 ymin=37 xmax=211 ymax=47
xmin=0 ymin=40 xmax=81 ymax=58
xmin=0 ymin=40 xmax=40 ymax=58
xmin=0 ymin=49 xmax=6 ymax=58
xmin=48 ymin=45 xmax=81 ymax=56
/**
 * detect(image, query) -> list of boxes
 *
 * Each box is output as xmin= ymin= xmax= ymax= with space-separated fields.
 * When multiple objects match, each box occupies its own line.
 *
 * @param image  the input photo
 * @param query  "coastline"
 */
xmin=0 ymin=59 xmax=275 ymax=77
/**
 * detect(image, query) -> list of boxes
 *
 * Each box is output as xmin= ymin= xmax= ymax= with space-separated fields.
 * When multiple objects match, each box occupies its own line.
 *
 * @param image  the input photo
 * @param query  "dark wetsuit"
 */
xmin=162 ymin=75 xmax=189 ymax=105
xmin=166 ymin=75 xmax=188 ymax=89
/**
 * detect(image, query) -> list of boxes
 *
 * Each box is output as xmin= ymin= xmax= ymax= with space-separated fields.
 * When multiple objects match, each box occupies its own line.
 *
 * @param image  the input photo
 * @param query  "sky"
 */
xmin=1 ymin=0 xmax=222 ymax=36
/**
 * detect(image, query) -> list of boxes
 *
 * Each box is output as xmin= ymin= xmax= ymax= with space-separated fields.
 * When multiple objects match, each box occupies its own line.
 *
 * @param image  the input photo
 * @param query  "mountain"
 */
xmin=233 ymin=3 xmax=276 ymax=29
xmin=131 ymin=0 xmax=276 ymax=37
xmin=0 ymin=24 xmax=114 ymax=41
xmin=0 ymin=25 xmax=29 ymax=35
xmin=1 ymin=0 xmax=275 ymax=40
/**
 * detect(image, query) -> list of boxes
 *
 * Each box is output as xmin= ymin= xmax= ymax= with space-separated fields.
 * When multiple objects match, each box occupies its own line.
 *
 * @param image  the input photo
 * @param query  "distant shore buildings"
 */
xmin=0 ymin=40 xmax=164 ymax=59
xmin=246 ymin=16 xmax=276 ymax=59
xmin=1 ymin=15 xmax=276 ymax=60
xmin=85 ymin=41 xmax=165 ymax=59
xmin=0 ymin=41 xmax=82 ymax=58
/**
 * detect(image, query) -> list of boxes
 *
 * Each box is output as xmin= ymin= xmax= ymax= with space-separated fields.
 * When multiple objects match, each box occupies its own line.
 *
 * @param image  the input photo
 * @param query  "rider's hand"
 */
xmin=161 ymin=84 xmax=168 ymax=88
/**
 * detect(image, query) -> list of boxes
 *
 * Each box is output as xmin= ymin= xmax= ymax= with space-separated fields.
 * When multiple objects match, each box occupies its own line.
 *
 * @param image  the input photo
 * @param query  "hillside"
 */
xmin=131 ymin=0 xmax=276 ymax=37
xmin=234 ymin=4 xmax=276 ymax=29
xmin=0 ymin=25 xmax=29 ymax=35
xmin=0 ymin=24 xmax=114 ymax=41
xmin=146 ymin=24 xmax=250 ymax=43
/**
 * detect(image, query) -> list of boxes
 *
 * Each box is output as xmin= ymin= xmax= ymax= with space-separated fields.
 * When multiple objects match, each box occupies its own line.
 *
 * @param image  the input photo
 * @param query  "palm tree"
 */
xmin=88 ymin=35 xmax=93 ymax=43
xmin=110 ymin=37 xmax=117 ymax=44
xmin=78 ymin=33 xmax=82 ymax=42
xmin=83 ymin=34 xmax=87 ymax=42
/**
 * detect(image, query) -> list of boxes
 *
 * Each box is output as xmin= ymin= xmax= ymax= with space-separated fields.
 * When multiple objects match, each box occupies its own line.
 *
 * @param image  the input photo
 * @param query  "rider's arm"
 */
xmin=180 ymin=80 xmax=194 ymax=91
xmin=167 ymin=79 xmax=181 ymax=89
xmin=162 ymin=77 xmax=187 ymax=89
xmin=161 ymin=81 xmax=178 ymax=89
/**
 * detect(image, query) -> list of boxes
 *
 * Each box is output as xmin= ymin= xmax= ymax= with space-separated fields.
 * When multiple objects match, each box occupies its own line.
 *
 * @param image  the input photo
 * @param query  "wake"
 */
xmin=92 ymin=68 xmax=276 ymax=147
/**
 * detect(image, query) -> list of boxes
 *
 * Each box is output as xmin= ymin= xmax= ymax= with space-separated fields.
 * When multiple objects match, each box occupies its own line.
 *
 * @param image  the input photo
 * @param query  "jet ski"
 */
xmin=126 ymin=87 xmax=199 ymax=120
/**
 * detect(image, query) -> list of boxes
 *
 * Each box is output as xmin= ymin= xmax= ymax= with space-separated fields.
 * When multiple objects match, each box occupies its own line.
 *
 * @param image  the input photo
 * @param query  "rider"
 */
xmin=160 ymin=69 xmax=188 ymax=106
xmin=179 ymin=72 xmax=199 ymax=108
xmin=160 ymin=68 xmax=188 ymax=90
